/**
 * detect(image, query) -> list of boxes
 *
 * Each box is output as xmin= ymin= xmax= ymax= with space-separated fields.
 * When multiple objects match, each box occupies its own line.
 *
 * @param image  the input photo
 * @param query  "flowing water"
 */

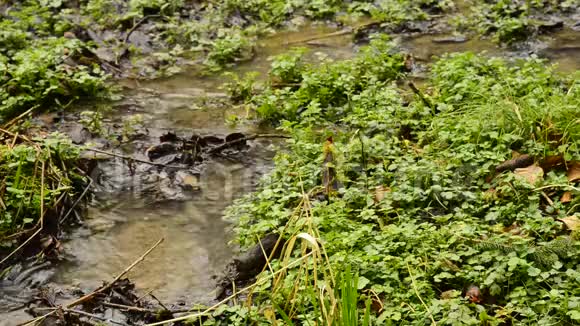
xmin=1 ymin=22 xmax=578 ymax=325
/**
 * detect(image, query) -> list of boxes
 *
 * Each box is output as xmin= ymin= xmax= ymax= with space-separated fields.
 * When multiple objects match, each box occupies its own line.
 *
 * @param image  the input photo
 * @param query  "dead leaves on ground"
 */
xmin=559 ymin=215 xmax=580 ymax=231
xmin=560 ymin=191 xmax=572 ymax=203
xmin=374 ymin=185 xmax=391 ymax=203
xmin=514 ymin=164 xmax=544 ymax=185
xmin=568 ymin=162 xmax=580 ymax=183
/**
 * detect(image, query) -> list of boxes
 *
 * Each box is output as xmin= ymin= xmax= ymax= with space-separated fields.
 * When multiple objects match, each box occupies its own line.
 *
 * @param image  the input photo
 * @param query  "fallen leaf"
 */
xmin=374 ymin=185 xmax=390 ymax=203
xmin=568 ymin=162 xmax=580 ymax=182
xmin=465 ymin=285 xmax=482 ymax=303
xmin=561 ymin=191 xmax=572 ymax=203
xmin=182 ymin=175 xmax=198 ymax=187
xmin=540 ymin=154 xmax=564 ymax=171
xmin=514 ymin=164 xmax=544 ymax=185
xmin=559 ymin=215 xmax=580 ymax=231
xmin=503 ymin=223 xmax=523 ymax=236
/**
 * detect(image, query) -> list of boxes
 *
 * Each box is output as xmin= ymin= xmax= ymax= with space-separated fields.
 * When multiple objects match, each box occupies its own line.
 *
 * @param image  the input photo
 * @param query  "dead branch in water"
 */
xmin=209 ymin=133 xmax=290 ymax=154
xmin=84 ymin=147 xmax=184 ymax=168
xmin=145 ymin=251 xmax=314 ymax=326
xmin=284 ymin=21 xmax=380 ymax=45
xmin=59 ymin=175 xmax=93 ymax=226
xmin=101 ymin=302 xmax=196 ymax=314
xmin=19 ymin=238 xmax=164 ymax=326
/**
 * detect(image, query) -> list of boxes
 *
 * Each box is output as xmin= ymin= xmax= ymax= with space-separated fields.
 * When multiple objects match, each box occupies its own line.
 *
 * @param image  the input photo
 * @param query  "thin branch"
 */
xmin=209 ymin=134 xmax=290 ymax=154
xmin=101 ymin=302 xmax=157 ymax=313
xmin=68 ymin=237 xmax=164 ymax=307
xmin=285 ymin=20 xmax=379 ymax=46
xmin=408 ymin=81 xmax=434 ymax=110
xmin=84 ymin=148 xmax=184 ymax=169
xmin=406 ymin=262 xmax=437 ymax=326
xmin=2 ymin=105 xmax=40 ymax=129
xmin=124 ymin=15 xmax=160 ymax=44
xmin=145 ymin=251 xmax=314 ymax=326
xmin=149 ymin=292 xmax=169 ymax=311
xmin=0 ymin=127 xmax=35 ymax=145
xmin=0 ymin=229 xmax=42 ymax=266
xmin=65 ymin=308 xmax=129 ymax=326
xmin=285 ymin=28 xmax=353 ymax=45
xmin=101 ymin=302 xmax=195 ymax=314
xmin=59 ymin=176 xmax=93 ymax=226
xmin=20 ymin=238 xmax=164 ymax=326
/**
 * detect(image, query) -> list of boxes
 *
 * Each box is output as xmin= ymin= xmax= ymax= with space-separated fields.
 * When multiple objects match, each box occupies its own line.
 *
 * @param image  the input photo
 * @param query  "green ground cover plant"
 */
xmin=206 ymin=39 xmax=580 ymax=325
xmin=0 ymin=134 xmax=86 ymax=251
xmin=455 ymin=0 xmax=578 ymax=44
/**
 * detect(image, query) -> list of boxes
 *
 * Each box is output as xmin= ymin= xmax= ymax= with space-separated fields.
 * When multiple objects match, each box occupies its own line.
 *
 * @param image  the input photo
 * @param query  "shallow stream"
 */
xmin=1 ymin=23 xmax=578 ymax=325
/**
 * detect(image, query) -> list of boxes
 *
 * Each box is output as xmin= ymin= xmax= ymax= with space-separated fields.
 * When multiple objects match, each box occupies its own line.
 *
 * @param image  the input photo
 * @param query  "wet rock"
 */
xmin=92 ymin=47 xmax=117 ymax=63
xmin=127 ymin=30 xmax=153 ymax=54
xmin=157 ymin=171 xmax=185 ymax=200
xmin=152 ymin=153 xmax=179 ymax=165
xmin=0 ymin=261 xmax=53 ymax=313
xmin=289 ymin=16 xmax=307 ymax=28
xmin=67 ymin=124 xmax=92 ymax=144
xmin=223 ymin=132 xmax=248 ymax=152
xmin=395 ymin=20 xmax=431 ymax=34
xmin=159 ymin=131 xmax=179 ymax=143
xmin=227 ymin=10 xmax=249 ymax=28
xmin=146 ymin=142 xmax=177 ymax=160
xmin=538 ymin=19 xmax=564 ymax=34
xmin=225 ymin=132 xmax=245 ymax=143
xmin=216 ymin=233 xmax=285 ymax=300
xmin=175 ymin=170 xmax=200 ymax=191
xmin=199 ymin=135 xmax=224 ymax=148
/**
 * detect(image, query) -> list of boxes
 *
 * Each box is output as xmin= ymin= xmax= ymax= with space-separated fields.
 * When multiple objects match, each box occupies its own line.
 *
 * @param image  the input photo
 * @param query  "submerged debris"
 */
xmin=215 ymin=233 xmax=285 ymax=300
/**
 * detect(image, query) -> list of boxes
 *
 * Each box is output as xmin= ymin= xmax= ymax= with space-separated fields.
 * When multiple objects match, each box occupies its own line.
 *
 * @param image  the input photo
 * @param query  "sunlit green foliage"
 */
xmin=457 ymin=0 xmax=578 ymax=44
xmin=222 ymin=45 xmax=580 ymax=324
xmin=251 ymin=36 xmax=405 ymax=122
xmin=0 ymin=1 xmax=110 ymax=122
xmin=0 ymin=38 xmax=109 ymax=122
xmin=0 ymin=134 xmax=84 ymax=244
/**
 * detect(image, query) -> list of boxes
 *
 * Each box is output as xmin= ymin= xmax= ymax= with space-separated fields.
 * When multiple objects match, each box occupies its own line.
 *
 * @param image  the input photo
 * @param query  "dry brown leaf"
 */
xmin=374 ymin=185 xmax=390 ymax=203
xmin=559 ymin=215 xmax=580 ymax=231
xmin=568 ymin=162 xmax=580 ymax=183
xmin=182 ymin=175 xmax=198 ymax=188
xmin=503 ymin=223 xmax=524 ymax=236
xmin=561 ymin=191 xmax=572 ymax=203
xmin=540 ymin=155 xmax=565 ymax=171
xmin=514 ymin=164 xmax=544 ymax=185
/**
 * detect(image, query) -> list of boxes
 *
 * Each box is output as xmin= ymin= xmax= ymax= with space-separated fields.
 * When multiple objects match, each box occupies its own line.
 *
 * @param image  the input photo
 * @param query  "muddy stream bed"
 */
xmin=1 ymin=23 xmax=579 ymax=325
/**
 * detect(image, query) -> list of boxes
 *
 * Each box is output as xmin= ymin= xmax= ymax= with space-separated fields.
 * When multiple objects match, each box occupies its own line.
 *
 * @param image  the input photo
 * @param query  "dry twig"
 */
xmin=209 ymin=134 xmax=289 ymax=154
xmin=19 ymin=238 xmax=164 ymax=326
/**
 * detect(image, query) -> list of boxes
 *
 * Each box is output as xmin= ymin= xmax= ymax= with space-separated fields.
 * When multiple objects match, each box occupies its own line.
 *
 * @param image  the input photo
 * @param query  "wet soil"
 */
xmin=0 ymin=22 xmax=578 ymax=325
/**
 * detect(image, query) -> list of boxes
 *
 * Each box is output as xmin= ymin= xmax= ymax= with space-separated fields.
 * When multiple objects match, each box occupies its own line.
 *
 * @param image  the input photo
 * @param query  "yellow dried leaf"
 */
xmin=183 ymin=175 xmax=197 ymax=186
xmin=559 ymin=215 xmax=580 ymax=231
xmin=561 ymin=191 xmax=572 ymax=203
xmin=568 ymin=162 xmax=580 ymax=183
xmin=374 ymin=185 xmax=390 ymax=203
xmin=514 ymin=164 xmax=543 ymax=185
